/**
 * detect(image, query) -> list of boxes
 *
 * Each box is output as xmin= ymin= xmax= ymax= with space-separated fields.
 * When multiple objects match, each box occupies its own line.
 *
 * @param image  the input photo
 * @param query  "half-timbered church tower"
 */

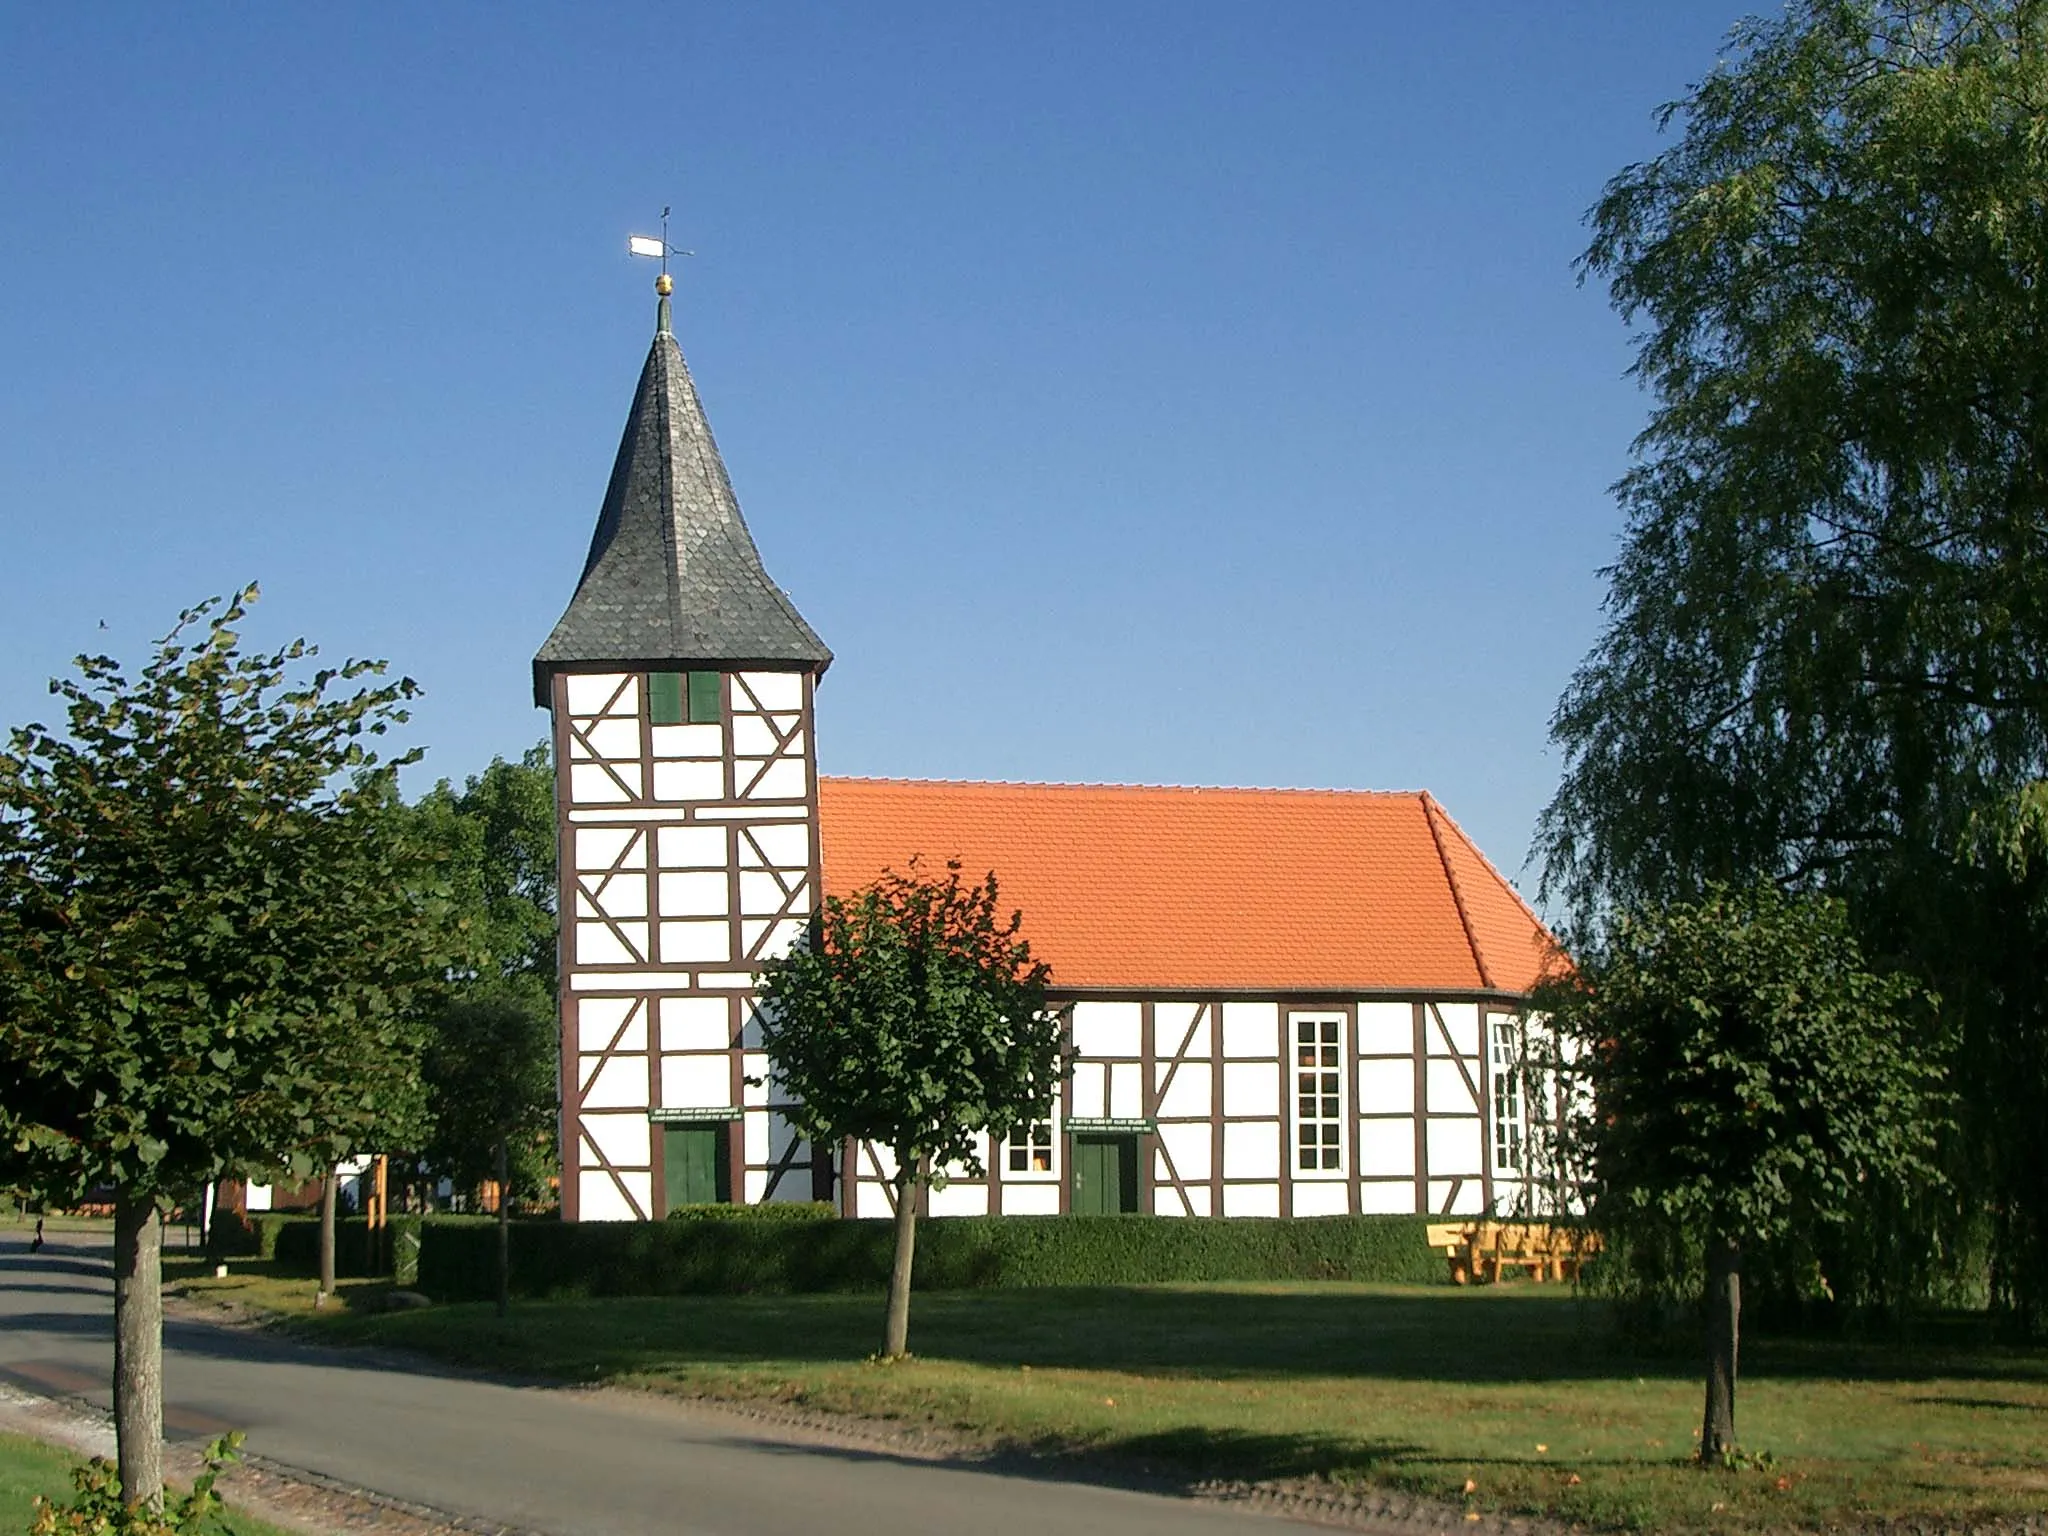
xmin=539 ymin=281 xmax=1559 ymax=1224
xmin=534 ymin=276 xmax=831 ymax=1222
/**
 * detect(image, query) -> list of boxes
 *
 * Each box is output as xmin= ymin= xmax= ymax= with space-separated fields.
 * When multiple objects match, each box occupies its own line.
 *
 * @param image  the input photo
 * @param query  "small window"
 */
xmin=648 ymin=671 xmax=722 ymax=726
xmin=1007 ymin=1119 xmax=1054 ymax=1174
xmin=1293 ymin=1015 xmax=1343 ymax=1173
xmin=1491 ymin=1017 xmax=1525 ymax=1172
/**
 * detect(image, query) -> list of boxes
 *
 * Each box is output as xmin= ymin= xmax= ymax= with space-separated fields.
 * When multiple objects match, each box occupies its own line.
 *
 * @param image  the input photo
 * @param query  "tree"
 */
xmin=755 ymin=861 xmax=1062 ymax=1358
xmin=1540 ymin=0 xmax=2048 ymax=1320
xmin=420 ymin=993 xmax=557 ymax=1315
xmin=0 ymin=589 xmax=450 ymax=1506
xmin=1533 ymin=884 xmax=1945 ymax=1464
xmin=411 ymin=746 xmax=560 ymax=1227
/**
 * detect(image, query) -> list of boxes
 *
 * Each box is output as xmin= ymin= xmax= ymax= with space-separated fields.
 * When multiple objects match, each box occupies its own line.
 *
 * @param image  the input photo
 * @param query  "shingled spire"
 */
xmin=532 ymin=295 xmax=831 ymax=704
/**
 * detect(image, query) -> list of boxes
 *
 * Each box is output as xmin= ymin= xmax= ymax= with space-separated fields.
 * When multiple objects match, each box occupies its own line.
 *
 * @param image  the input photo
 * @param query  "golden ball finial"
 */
xmin=656 ymin=272 xmax=674 ymax=296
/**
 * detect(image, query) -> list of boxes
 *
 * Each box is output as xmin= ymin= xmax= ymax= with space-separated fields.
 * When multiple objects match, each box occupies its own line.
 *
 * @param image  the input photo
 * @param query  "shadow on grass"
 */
xmin=347 ymin=1285 xmax=2048 ymax=1391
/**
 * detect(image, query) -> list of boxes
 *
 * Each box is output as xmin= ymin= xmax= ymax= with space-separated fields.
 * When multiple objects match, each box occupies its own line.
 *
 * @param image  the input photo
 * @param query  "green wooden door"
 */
xmin=1071 ymin=1134 xmax=1139 ymax=1214
xmin=663 ymin=1124 xmax=731 ymax=1210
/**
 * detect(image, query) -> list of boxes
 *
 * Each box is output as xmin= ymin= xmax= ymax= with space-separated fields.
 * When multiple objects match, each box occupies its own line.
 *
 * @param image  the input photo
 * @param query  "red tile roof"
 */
xmin=817 ymin=778 xmax=1556 ymax=995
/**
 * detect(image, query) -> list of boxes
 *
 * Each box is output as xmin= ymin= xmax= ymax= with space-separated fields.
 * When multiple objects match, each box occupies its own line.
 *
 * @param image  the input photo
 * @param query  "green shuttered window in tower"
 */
xmin=648 ymin=671 xmax=684 ymax=725
xmin=687 ymin=669 xmax=722 ymax=724
xmin=648 ymin=670 xmax=723 ymax=726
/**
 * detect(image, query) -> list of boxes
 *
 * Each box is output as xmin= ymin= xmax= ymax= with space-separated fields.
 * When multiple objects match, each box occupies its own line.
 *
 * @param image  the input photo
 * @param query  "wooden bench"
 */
xmin=1425 ymin=1220 xmax=1601 ymax=1285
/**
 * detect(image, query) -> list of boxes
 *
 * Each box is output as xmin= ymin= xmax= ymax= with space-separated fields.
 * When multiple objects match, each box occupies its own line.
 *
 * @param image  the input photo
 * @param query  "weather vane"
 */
xmin=628 ymin=206 xmax=693 ymax=298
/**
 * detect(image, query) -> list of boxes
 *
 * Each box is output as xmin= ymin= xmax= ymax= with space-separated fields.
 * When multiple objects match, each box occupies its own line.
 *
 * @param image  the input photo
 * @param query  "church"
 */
xmin=534 ymin=276 xmax=1557 ymax=1224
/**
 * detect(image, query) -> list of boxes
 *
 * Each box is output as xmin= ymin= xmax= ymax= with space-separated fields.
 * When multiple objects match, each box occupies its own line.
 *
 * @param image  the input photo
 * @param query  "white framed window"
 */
xmin=1289 ymin=1012 xmax=1345 ymax=1177
xmin=1005 ymin=1117 xmax=1057 ymax=1177
xmin=1490 ymin=1015 xmax=1525 ymax=1172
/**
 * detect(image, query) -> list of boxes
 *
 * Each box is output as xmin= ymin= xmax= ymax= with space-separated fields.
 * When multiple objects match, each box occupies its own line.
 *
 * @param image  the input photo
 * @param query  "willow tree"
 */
xmin=0 ymin=589 xmax=449 ymax=1506
xmin=1542 ymin=0 xmax=2048 ymax=1318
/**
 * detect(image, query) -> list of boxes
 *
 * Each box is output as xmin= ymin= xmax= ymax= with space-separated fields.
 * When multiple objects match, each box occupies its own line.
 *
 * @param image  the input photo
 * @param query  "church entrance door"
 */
xmin=1071 ymin=1134 xmax=1139 ymax=1215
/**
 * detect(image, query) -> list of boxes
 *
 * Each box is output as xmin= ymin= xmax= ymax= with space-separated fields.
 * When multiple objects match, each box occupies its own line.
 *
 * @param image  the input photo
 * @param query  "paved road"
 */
xmin=0 ymin=1231 xmax=1307 ymax=1536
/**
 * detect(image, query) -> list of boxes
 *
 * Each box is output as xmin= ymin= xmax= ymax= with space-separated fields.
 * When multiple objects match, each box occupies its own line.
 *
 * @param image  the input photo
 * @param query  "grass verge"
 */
xmin=0 ymin=1429 xmax=298 ymax=1536
xmin=166 ymin=1258 xmax=2048 ymax=1533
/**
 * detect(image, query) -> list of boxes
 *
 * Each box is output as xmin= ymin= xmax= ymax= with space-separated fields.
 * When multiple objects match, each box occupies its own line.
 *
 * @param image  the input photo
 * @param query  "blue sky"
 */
xmin=0 ymin=3 xmax=1745 ymax=898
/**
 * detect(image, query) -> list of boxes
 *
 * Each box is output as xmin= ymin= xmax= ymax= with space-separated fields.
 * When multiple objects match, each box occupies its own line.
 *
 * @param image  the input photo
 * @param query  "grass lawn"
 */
xmin=166 ymin=1261 xmax=2048 ymax=1533
xmin=0 ymin=1429 xmax=297 ymax=1536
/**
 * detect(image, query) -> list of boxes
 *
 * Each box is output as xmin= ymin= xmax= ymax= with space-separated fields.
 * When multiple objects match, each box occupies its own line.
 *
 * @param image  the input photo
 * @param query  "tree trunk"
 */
xmin=882 ymin=1151 xmax=927 ymax=1358
xmin=1701 ymin=1234 xmax=1741 ymax=1465
xmin=317 ymin=1162 xmax=338 ymax=1304
xmin=495 ymin=1137 xmax=511 ymax=1320
xmin=112 ymin=1187 xmax=164 ymax=1508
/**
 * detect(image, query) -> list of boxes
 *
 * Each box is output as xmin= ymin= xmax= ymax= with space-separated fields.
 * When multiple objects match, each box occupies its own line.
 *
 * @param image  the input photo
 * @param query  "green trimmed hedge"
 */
xmin=243 ymin=1214 xmax=423 ymax=1280
xmin=417 ymin=1213 xmax=1444 ymax=1302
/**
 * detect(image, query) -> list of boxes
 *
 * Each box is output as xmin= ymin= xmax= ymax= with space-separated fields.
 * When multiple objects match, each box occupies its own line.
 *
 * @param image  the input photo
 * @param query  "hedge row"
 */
xmin=225 ymin=1213 xmax=424 ymax=1284
xmin=416 ymin=1213 xmax=1445 ymax=1302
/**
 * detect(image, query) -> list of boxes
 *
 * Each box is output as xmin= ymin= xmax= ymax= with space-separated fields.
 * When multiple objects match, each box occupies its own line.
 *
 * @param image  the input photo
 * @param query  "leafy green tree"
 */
xmin=1540 ymin=0 xmax=2048 ymax=1319
xmin=412 ymin=745 xmax=557 ymax=1014
xmin=410 ymin=746 xmax=560 ymax=1230
xmin=421 ymin=993 xmax=557 ymax=1316
xmin=0 ymin=589 xmax=450 ymax=1506
xmin=756 ymin=861 xmax=1062 ymax=1358
xmin=1534 ymin=884 xmax=1945 ymax=1464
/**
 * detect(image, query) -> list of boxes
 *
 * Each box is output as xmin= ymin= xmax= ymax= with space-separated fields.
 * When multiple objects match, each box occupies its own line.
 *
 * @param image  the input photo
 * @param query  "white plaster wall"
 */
xmin=1071 ymin=1060 xmax=1107 ymax=1119
xmin=1291 ymin=1182 xmax=1348 ymax=1218
xmin=1431 ymin=1179 xmax=1484 ymax=1216
xmin=1357 ymin=1058 xmax=1413 ymax=1115
xmin=1001 ymin=1184 xmax=1059 ymax=1216
xmin=579 ymin=1055 xmax=647 ymax=1110
xmin=1356 ymin=1001 xmax=1412 ymax=1054
xmin=565 ymin=674 xmax=634 ymax=714
xmin=581 ymin=1112 xmax=650 ymax=1169
xmin=575 ymin=827 xmax=646 ymax=870
xmin=577 ymin=997 xmax=643 ymax=1051
xmin=1070 ymin=1001 xmax=1142 ymax=1058
xmin=1426 ymin=1059 xmax=1477 ymax=1115
xmin=929 ymin=1182 xmax=990 ymax=1217
xmin=579 ymin=717 xmax=640 ymax=759
xmin=658 ymin=825 xmax=727 ymax=867
xmin=1222 ymin=1120 xmax=1279 ymax=1179
xmin=741 ymin=759 xmax=808 ymax=801
xmin=575 ymin=920 xmax=642 ymax=966
xmin=1153 ymin=1001 xmax=1210 ymax=1057
xmin=1359 ymin=1181 xmax=1414 ymax=1215
xmin=659 ymin=919 xmax=728 ymax=964
xmin=661 ymin=1054 xmax=728 ymax=1110
xmin=649 ymin=723 xmax=722 ymax=759
xmin=1426 ymin=1117 xmax=1485 ymax=1179
xmin=653 ymin=761 xmax=724 ymax=802
xmin=659 ymin=996 xmax=729 ymax=1051
xmin=736 ymin=672 xmax=805 ymax=711
xmin=1223 ymin=1183 xmax=1280 ymax=1217
xmin=1157 ymin=1122 xmax=1211 ymax=1183
xmin=569 ymin=763 xmax=637 ymax=804
xmin=1223 ymin=1061 xmax=1278 ymax=1117
xmin=657 ymin=871 xmax=727 ymax=917
xmin=741 ymin=823 xmax=810 ymax=867
xmin=1357 ymin=1117 xmax=1416 ymax=1177
xmin=1431 ymin=1002 xmax=1482 ymax=1058
xmin=1155 ymin=1062 xmax=1211 ymax=1120
xmin=578 ymin=877 xmax=647 ymax=919
xmin=1107 ymin=1061 xmax=1143 ymax=1120
xmin=578 ymin=1171 xmax=641 ymax=1221
xmin=1222 ymin=1002 xmax=1279 ymax=1058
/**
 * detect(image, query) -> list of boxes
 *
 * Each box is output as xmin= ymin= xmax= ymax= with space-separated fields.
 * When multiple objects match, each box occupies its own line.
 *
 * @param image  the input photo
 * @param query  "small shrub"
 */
xmin=30 ymin=1433 xmax=244 ymax=1535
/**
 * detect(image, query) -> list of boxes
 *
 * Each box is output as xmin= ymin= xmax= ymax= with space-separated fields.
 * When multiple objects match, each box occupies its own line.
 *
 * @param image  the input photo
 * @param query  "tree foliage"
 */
xmin=756 ymin=860 xmax=1062 ymax=1354
xmin=1540 ymin=0 xmax=2048 ymax=1320
xmin=0 ymin=588 xmax=447 ymax=1202
xmin=0 ymin=588 xmax=451 ymax=1503
xmin=1533 ymin=883 xmax=1945 ymax=1459
xmin=410 ymin=747 xmax=559 ymax=1201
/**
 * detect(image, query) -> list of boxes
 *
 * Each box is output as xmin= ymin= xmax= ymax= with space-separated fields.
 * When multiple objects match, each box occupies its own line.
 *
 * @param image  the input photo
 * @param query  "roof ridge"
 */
xmin=818 ymin=774 xmax=1430 ymax=798
xmin=1423 ymin=792 xmax=1551 ymax=934
xmin=1421 ymin=792 xmax=1494 ymax=992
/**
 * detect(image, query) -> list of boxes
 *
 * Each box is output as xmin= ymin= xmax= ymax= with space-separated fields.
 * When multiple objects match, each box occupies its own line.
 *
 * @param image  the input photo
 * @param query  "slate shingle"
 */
xmin=533 ymin=317 xmax=831 ymax=704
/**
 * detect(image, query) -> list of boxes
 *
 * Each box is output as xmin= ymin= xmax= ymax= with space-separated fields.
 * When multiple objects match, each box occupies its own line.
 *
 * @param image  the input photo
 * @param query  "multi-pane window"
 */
xmin=1294 ymin=1015 xmax=1343 ymax=1173
xmin=1490 ymin=1017 xmax=1524 ymax=1172
xmin=1007 ymin=1119 xmax=1054 ymax=1174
